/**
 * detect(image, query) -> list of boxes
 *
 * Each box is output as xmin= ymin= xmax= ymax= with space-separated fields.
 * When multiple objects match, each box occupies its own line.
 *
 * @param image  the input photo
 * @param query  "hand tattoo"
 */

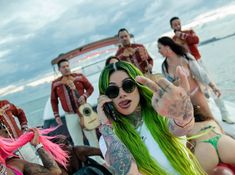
xmin=167 ymin=94 xmax=194 ymax=136
xmin=168 ymin=93 xmax=192 ymax=120
xmin=37 ymin=147 xmax=59 ymax=170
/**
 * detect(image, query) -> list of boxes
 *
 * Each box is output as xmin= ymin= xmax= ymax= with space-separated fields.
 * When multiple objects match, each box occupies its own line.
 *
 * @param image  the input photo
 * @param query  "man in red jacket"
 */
xmin=115 ymin=28 xmax=153 ymax=74
xmin=0 ymin=100 xmax=28 ymax=138
xmin=170 ymin=17 xmax=234 ymax=124
xmin=170 ymin=16 xmax=201 ymax=61
xmin=0 ymin=100 xmax=43 ymax=164
xmin=50 ymin=59 xmax=100 ymax=147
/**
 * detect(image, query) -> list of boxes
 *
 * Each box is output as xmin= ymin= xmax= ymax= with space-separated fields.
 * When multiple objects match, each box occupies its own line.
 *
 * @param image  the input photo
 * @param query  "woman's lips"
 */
xmin=118 ymin=100 xmax=131 ymax=109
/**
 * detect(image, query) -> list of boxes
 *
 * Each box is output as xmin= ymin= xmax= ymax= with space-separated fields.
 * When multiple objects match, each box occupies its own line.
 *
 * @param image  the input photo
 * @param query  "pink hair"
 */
xmin=0 ymin=128 xmax=69 ymax=168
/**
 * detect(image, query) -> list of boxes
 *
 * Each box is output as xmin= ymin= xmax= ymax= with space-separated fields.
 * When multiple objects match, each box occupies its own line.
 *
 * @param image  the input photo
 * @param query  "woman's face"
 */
xmin=109 ymin=70 xmax=140 ymax=115
xmin=157 ymin=42 xmax=168 ymax=57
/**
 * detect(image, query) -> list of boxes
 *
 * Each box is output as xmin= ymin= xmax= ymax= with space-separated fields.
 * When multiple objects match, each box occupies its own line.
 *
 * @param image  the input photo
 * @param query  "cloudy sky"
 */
xmin=0 ymin=0 xmax=234 ymax=97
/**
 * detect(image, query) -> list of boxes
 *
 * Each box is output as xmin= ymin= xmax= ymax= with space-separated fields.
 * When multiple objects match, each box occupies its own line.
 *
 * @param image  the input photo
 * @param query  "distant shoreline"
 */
xmin=200 ymin=32 xmax=235 ymax=46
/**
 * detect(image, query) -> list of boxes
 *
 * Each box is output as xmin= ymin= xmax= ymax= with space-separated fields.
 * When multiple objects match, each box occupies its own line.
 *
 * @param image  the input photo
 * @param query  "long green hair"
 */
xmin=99 ymin=61 xmax=206 ymax=175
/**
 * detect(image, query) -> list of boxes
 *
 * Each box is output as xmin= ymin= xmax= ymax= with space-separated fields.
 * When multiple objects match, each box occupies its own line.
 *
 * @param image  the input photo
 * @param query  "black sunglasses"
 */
xmin=105 ymin=79 xmax=137 ymax=99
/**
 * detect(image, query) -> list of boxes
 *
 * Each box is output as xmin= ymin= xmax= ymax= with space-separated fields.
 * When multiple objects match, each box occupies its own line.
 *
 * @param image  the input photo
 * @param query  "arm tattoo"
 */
xmin=24 ymin=147 xmax=60 ymax=175
xmin=37 ymin=147 xmax=59 ymax=170
xmin=167 ymin=94 xmax=187 ymax=118
xmin=100 ymin=124 xmax=133 ymax=175
xmin=24 ymin=163 xmax=51 ymax=175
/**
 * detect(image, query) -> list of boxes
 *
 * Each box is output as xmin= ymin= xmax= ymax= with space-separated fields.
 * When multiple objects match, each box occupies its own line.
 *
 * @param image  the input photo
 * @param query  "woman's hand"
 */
xmin=30 ymin=128 xmax=40 ymax=147
xmin=136 ymin=66 xmax=193 ymax=120
xmin=209 ymin=82 xmax=221 ymax=97
xmin=212 ymin=86 xmax=221 ymax=97
xmin=97 ymin=95 xmax=112 ymax=125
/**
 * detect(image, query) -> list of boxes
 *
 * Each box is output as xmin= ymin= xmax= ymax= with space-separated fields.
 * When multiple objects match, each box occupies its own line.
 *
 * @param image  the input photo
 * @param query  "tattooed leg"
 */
xmin=99 ymin=124 xmax=135 ymax=175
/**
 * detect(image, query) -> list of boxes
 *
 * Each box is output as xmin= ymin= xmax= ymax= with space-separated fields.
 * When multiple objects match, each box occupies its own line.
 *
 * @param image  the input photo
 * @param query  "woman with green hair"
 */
xmin=97 ymin=61 xmax=206 ymax=175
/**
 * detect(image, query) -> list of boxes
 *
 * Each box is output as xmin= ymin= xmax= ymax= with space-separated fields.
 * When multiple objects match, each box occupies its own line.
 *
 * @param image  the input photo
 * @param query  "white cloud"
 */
xmin=0 ymin=36 xmax=15 ymax=45
xmin=0 ymin=85 xmax=24 ymax=96
xmin=53 ymin=14 xmax=109 ymax=39
xmin=0 ymin=34 xmax=34 ymax=46
xmin=0 ymin=50 xmax=11 ymax=59
xmin=27 ymin=74 xmax=55 ymax=87
xmin=191 ymin=3 xmax=235 ymax=27
xmin=111 ymin=11 xmax=123 ymax=23
xmin=0 ymin=1 xmax=82 ymax=30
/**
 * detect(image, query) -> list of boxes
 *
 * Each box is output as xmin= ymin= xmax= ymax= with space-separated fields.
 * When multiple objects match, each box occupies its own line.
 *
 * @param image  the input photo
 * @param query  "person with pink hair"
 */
xmin=0 ymin=126 xmax=68 ymax=175
xmin=0 ymin=100 xmax=43 ymax=164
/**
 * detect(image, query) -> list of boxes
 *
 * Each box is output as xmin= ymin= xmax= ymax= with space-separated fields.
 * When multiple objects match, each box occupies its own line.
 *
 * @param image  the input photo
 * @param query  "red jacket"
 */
xmin=0 ymin=100 xmax=28 ymax=138
xmin=51 ymin=73 xmax=94 ymax=118
xmin=115 ymin=43 xmax=153 ymax=73
xmin=173 ymin=30 xmax=201 ymax=60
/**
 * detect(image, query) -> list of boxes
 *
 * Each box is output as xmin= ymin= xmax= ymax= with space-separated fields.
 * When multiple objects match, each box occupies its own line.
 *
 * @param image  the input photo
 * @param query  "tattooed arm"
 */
xmin=100 ymin=124 xmax=140 ymax=175
xmin=23 ymin=128 xmax=62 ymax=175
xmin=23 ymin=147 xmax=61 ymax=175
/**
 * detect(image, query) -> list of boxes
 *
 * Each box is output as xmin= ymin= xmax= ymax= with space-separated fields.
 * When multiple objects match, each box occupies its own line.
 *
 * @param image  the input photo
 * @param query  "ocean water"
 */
xmin=200 ymin=35 xmax=235 ymax=103
xmin=19 ymin=95 xmax=49 ymax=127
